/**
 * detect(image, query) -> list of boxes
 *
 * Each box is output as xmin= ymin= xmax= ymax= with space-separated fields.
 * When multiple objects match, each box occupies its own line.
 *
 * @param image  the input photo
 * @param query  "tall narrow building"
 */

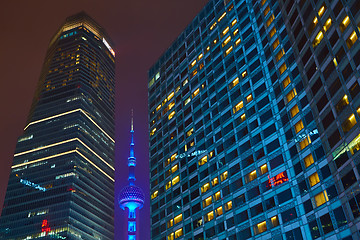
xmin=0 ymin=13 xmax=115 ymax=239
xmin=148 ymin=0 xmax=360 ymax=239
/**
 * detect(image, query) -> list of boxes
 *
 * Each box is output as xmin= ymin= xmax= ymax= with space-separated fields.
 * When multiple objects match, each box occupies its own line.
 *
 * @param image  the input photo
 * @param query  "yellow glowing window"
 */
xmin=171 ymin=153 xmax=177 ymax=162
xmin=182 ymin=78 xmax=188 ymax=86
xmin=255 ymin=221 xmax=267 ymax=235
xmin=318 ymin=4 xmax=326 ymax=17
xmin=235 ymin=38 xmax=241 ymax=46
xmin=272 ymin=38 xmax=280 ymax=50
xmin=279 ymin=63 xmax=287 ymax=75
xmin=212 ymin=177 xmax=219 ymax=186
xmin=309 ymin=172 xmax=320 ymax=187
xmin=231 ymin=19 xmax=238 ymax=27
xmin=276 ymin=48 xmax=285 ymax=62
xmin=167 ymin=92 xmax=174 ymax=101
xmin=186 ymin=128 xmax=194 ymax=137
xmin=246 ymin=170 xmax=257 ymax=183
xmin=304 ymin=154 xmax=314 ymax=168
xmin=294 ymin=120 xmax=304 ymax=133
xmin=166 ymin=181 xmax=172 ymax=190
xmin=168 ymin=219 xmax=174 ymax=228
xmin=229 ymin=77 xmax=239 ymax=89
xmin=323 ymin=18 xmax=332 ymax=32
xmin=299 ymin=136 xmax=311 ymax=150
xmin=222 ymin=36 xmax=231 ymax=47
xmin=220 ymin=171 xmax=228 ymax=181
xmin=216 ymin=206 xmax=223 ymax=216
xmin=206 ymin=46 xmax=210 ymax=52
xmin=191 ymin=69 xmax=198 ymax=77
xmin=210 ymin=22 xmax=217 ymax=30
xmin=266 ymin=14 xmax=274 ymax=27
xmin=264 ymin=6 xmax=270 ymax=16
xmin=203 ymin=196 xmax=212 ymax=207
xmin=214 ymin=191 xmax=221 ymax=201
xmin=358 ymin=107 xmax=360 ymax=117
xmin=175 ymin=228 xmax=183 ymax=238
xmin=151 ymin=190 xmax=159 ymax=199
xmin=225 ymin=201 xmax=233 ymax=211
xmin=313 ymin=31 xmax=324 ymax=47
xmin=206 ymin=211 xmax=214 ymax=222
xmin=201 ymin=182 xmax=210 ymax=193
xmin=242 ymin=71 xmax=247 ymax=78
xmin=290 ymin=105 xmax=300 ymax=118
xmin=342 ymin=113 xmax=357 ymax=133
xmin=190 ymin=60 xmax=197 ymax=69
xmin=233 ymin=101 xmax=244 ymax=113
xmin=233 ymin=28 xmax=239 ymax=36
xmin=199 ymin=62 xmax=204 ymax=70
xmin=162 ymin=98 xmax=168 ymax=106
xmin=209 ymin=150 xmax=215 ymax=159
xmin=340 ymin=16 xmax=350 ymax=32
xmin=172 ymin=176 xmax=180 ymax=186
xmin=333 ymin=57 xmax=338 ymax=67
xmin=222 ymin=27 xmax=230 ymax=36
xmin=168 ymin=101 xmax=175 ymax=110
xmin=218 ymin=12 xmax=227 ymax=22
xmin=175 ymin=86 xmax=180 ymax=93
xmin=269 ymin=27 xmax=276 ymax=38
xmin=225 ymin=46 xmax=233 ymax=56
xmin=199 ymin=155 xmax=208 ymax=166
xmin=150 ymin=128 xmax=157 ymax=136
xmin=241 ymin=113 xmax=246 ymax=121
xmin=167 ymin=233 xmax=174 ymax=240
xmin=192 ymin=88 xmax=200 ymax=98
xmin=184 ymin=97 xmax=191 ymax=105
xmin=168 ymin=111 xmax=175 ymax=120
xmin=165 ymin=158 xmax=170 ymax=167
xmin=156 ymin=105 xmax=161 ymax=112
xmin=282 ymin=76 xmax=291 ymax=89
xmin=247 ymin=94 xmax=253 ymax=102
xmin=260 ymin=164 xmax=268 ymax=175
xmin=314 ymin=190 xmax=329 ymax=207
xmin=149 ymin=78 xmax=155 ymax=87
xmin=171 ymin=164 xmax=179 ymax=173
xmin=346 ymin=31 xmax=358 ymax=49
xmin=271 ymin=216 xmax=279 ymax=227
xmin=286 ymin=88 xmax=297 ymax=103
xmin=174 ymin=214 xmax=183 ymax=225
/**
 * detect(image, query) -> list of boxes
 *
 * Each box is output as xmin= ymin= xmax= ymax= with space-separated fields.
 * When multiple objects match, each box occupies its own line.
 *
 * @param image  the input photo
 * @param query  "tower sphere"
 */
xmin=118 ymin=185 xmax=145 ymax=210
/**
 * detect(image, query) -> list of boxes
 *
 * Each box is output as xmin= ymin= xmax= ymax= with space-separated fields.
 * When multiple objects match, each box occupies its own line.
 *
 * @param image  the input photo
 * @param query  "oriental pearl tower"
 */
xmin=119 ymin=113 xmax=145 ymax=240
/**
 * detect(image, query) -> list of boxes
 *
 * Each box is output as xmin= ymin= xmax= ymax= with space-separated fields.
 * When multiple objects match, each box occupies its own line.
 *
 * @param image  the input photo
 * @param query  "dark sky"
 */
xmin=0 ymin=1 xmax=208 ymax=239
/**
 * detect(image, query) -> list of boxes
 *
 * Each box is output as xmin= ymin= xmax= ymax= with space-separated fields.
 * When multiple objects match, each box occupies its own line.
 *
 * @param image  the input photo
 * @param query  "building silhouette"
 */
xmin=0 ymin=12 xmax=115 ymax=239
xmin=148 ymin=0 xmax=360 ymax=239
xmin=119 ymin=114 xmax=145 ymax=240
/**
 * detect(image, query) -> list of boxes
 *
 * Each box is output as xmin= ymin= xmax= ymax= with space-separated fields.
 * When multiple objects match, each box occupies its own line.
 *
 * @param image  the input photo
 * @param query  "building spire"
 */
xmin=128 ymin=109 xmax=136 ymax=185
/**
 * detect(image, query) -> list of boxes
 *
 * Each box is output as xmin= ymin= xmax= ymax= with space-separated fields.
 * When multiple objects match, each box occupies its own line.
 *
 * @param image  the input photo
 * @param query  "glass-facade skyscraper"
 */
xmin=148 ymin=0 xmax=360 ymax=239
xmin=0 ymin=13 xmax=115 ymax=239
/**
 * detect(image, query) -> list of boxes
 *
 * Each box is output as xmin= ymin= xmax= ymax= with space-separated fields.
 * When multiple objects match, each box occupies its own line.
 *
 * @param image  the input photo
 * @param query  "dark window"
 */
xmin=250 ymin=203 xmax=263 ymax=217
xmin=320 ymin=213 xmax=334 ymax=234
xmin=311 ymin=78 xmax=322 ymax=96
xmin=281 ymin=207 xmax=297 ymax=223
xmin=328 ymin=129 xmax=341 ymax=148
xmin=341 ymin=170 xmax=356 ymax=190
xmin=316 ymin=93 xmax=329 ymax=112
xmin=309 ymin=220 xmax=320 ymax=239
xmin=322 ymin=111 xmax=335 ymax=130
xmin=349 ymin=81 xmax=360 ymax=99
xmin=333 ymin=206 xmax=347 ymax=228
xmin=278 ymin=189 xmax=292 ymax=204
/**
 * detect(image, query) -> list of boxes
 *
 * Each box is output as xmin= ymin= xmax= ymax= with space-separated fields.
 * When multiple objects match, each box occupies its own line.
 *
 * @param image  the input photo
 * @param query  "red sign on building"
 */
xmin=268 ymin=171 xmax=289 ymax=187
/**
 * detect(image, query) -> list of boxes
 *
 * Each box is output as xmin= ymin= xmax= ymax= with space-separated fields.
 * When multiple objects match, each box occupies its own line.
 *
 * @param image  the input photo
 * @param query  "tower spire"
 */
xmin=128 ymin=110 xmax=136 ymax=185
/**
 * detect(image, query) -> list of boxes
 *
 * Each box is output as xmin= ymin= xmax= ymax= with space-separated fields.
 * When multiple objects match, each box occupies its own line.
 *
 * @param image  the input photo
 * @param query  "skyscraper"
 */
xmin=119 ymin=115 xmax=145 ymax=240
xmin=148 ymin=0 xmax=360 ymax=239
xmin=0 ymin=12 xmax=115 ymax=239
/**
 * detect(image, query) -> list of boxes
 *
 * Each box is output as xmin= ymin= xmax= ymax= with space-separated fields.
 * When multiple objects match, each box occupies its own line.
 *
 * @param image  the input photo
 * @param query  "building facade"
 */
xmin=0 ymin=13 xmax=115 ymax=239
xmin=148 ymin=0 xmax=360 ymax=239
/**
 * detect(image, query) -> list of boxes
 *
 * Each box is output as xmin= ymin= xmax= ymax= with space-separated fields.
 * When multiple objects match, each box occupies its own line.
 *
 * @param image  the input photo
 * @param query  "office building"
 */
xmin=0 ymin=12 xmax=115 ymax=239
xmin=148 ymin=0 xmax=360 ymax=239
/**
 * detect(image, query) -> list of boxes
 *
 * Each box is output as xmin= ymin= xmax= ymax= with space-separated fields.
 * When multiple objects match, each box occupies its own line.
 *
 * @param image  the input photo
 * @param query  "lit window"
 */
xmin=290 ymin=105 xmax=299 ymax=118
xmin=323 ymin=18 xmax=332 ymax=32
xmin=162 ymin=98 xmax=168 ymax=106
xmin=216 ymin=206 xmax=223 ymax=216
xmin=260 ymin=164 xmax=268 ymax=175
xmin=167 ymin=91 xmax=174 ymax=101
xmin=172 ymin=176 xmax=180 ymax=186
xmin=271 ymin=215 xmax=279 ymax=227
xmin=190 ymin=59 xmax=197 ymax=69
xmin=229 ymin=77 xmax=239 ymax=89
xmin=174 ymin=214 xmax=182 ymax=225
xmin=261 ymin=0 xmax=266 ymax=6
xmin=205 ymin=211 xmax=214 ymax=222
xmin=313 ymin=31 xmax=324 ymax=47
xmin=309 ymin=172 xmax=320 ymax=187
xmin=198 ymin=53 xmax=203 ymax=60
xmin=233 ymin=28 xmax=239 ymax=36
xmin=150 ymin=128 xmax=157 ymax=136
xmin=168 ymin=101 xmax=175 ymax=110
xmin=241 ymin=113 xmax=246 ymax=122
xmin=233 ymin=101 xmax=244 ymax=113
xmin=171 ymin=164 xmax=178 ymax=173
xmin=214 ymin=191 xmax=221 ymax=201
xmin=275 ymin=48 xmax=285 ymax=62
xmin=203 ymin=196 xmax=212 ymax=207
xmin=156 ymin=104 xmax=161 ymax=112
xmin=201 ymin=182 xmax=210 ymax=193
xmin=168 ymin=111 xmax=175 ymax=120
xmin=340 ymin=16 xmax=350 ymax=32
xmin=314 ymin=190 xmax=329 ymax=207
xmin=286 ymin=88 xmax=297 ymax=103
xmin=266 ymin=14 xmax=274 ymax=27
xmin=282 ymin=76 xmax=291 ymax=89
xmin=269 ymin=27 xmax=276 ymax=38
xmin=186 ymin=128 xmax=194 ymax=137
xmin=222 ymin=27 xmax=230 ymax=36
xmin=182 ymin=78 xmax=188 ymax=86
xmin=155 ymin=72 xmax=160 ymax=80
xmin=299 ymin=136 xmax=311 ymax=150
xmin=254 ymin=221 xmax=267 ymax=235
xmin=272 ymin=38 xmax=280 ymax=50
xmin=242 ymin=70 xmax=247 ymax=78
xmin=246 ymin=94 xmax=253 ymax=102
xmin=171 ymin=153 xmax=177 ymax=162
xmin=198 ymin=155 xmax=208 ymax=166
xmin=342 ymin=113 xmax=357 ymax=133
xmin=167 ymin=233 xmax=174 ymax=240
xmin=209 ymin=150 xmax=215 ymax=158
xmin=149 ymin=78 xmax=155 ymax=87
xmin=279 ymin=63 xmax=287 ymax=75
xmin=264 ymin=6 xmax=270 ymax=16
xmin=174 ymin=228 xmax=183 ymax=238
xmin=165 ymin=158 xmax=170 ymax=167
xmin=304 ymin=154 xmax=314 ymax=168
xmin=318 ymin=4 xmax=326 ymax=17
xmin=184 ymin=97 xmax=191 ymax=105
xmin=225 ymin=46 xmax=233 ymax=56
xmin=212 ymin=177 xmax=219 ymax=186
xmin=191 ymin=69 xmax=198 ymax=78
xmin=235 ymin=38 xmax=241 ymax=46
xmin=210 ymin=22 xmax=217 ymax=30
xmin=151 ymin=190 xmax=159 ymax=199
xmin=349 ymin=133 xmax=360 ymax=155
xmin=231 ymin=19 xmax=238 ymax=27
xmin=175 ymin=86 xmax=180 ymax=93
xmin=225 ymin=201 xmax=233 ymax=211
xmin=346 ymin=31 xmax=358 ymax=49
xmin=245 ymin=170 xmax=257 ymax=183
xmin=333 ymin=57 xmax=338 ymax=67
xmin=192 ymin=88 xmax=200 ymax=98
xmin=218 ymin=12 xmax=227 ymax=22
xmin=336 ymin=95 xmax=349 ymax=113
xmin=166 ymin=180 xmax=171 ymax=190
xmin=294 ymin=120 xmax=304 ymax=133
xmin=220 ymin=171 xmax=228 ymax=181
xmin=167 ymin=219 xmax=174 ymax=228
xmin=222 ymin=36 xmax=231 ymax=47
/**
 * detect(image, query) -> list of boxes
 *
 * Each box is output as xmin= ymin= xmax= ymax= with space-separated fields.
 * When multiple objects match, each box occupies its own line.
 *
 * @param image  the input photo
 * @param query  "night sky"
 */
xmin=0 ymin=1 xmax=208 ymax=239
